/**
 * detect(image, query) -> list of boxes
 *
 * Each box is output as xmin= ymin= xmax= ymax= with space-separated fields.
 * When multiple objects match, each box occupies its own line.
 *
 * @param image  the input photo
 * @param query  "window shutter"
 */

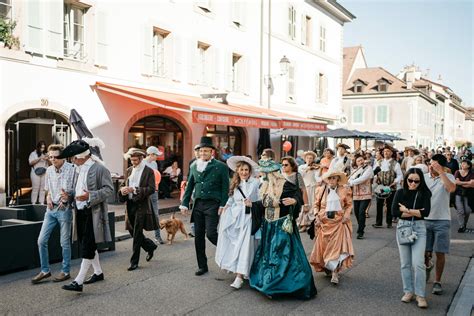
xmin=213 ymin=47 xmax=221 ymax=89
xmin=237 ymin=57 xmax=245 ymax=93
xmin=164 ymin=34 xmax=174 ymax=79
xmin=287 ymin=64 xmax=295 ymax=101
xmin=25 ymin=0 xmax=43 ymax=53
xmin=141 ymin=24 xmax=153 ymax=76
xmin=173 ymin=35 xmax=183 ymax=81
xmin=287 ymin=6 xmax=292 ymax=39
xmin=322 ymin=74 xmax=328 ymax=104
xmin=95 ymin=10 xmax=108 ymax=66
xmin=292 ymin=8 xmax=296 ymax=40
xmin=301 ymin=14 xmax=306 ymax=45
xmin=45 ymin=0 xmax=62 ymax=57
xmin=231 ymin=0 xmax=241 ymax=26
xmin=224 ymin=51 xmax=233 ymax=91
xmin=315 ymin=73 xmax=320 ymax=102
xmin=187 ymin=40 xmax=198 ymax=84
xmin=205 ymin=46 xmax=215 ymax=87
xmin=243 ymin=57 xmax=251 ymax=95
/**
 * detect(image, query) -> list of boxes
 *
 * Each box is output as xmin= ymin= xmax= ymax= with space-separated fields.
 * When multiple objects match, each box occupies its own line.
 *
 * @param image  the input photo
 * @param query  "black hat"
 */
xmin=195 ymin=136 xmax=215 ymax=150
xmin=57 ymin=139 xmax=90 ymax=159
xmin=431 ymin=153 xmax=447 ymax=167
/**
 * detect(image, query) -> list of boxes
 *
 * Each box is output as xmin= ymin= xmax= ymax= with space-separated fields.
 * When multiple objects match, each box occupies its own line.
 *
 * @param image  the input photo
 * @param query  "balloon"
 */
xmin=282 ymin=141 xmax=292 ymax=152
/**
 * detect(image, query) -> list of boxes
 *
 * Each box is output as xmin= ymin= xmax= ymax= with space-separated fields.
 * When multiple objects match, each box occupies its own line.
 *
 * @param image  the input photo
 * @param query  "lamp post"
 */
xmin=264 ymin=55 xmax=291 ymax=100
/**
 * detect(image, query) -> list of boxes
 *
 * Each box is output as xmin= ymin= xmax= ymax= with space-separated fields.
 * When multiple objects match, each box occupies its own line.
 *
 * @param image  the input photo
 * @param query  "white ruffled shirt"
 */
xmin=196 ymin=158 xmax=212 ymax=173
xmin=326 ymin=187 xmax=342 ymax=214
xmin=128 ymin=160 xmax=146 ymax=199
xmin=75 ymin=158 xmax=95 ymax=210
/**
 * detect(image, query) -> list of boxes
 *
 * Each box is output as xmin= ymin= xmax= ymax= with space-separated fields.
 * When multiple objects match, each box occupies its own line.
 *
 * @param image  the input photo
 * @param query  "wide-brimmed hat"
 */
xmin=303 ymin=151 xmax=317 ymax=160
xmin=380 ymin=144 xmax=396 ymax=153
xmin=405 ymin=146 xmax=419 ymax=155
xmin=336 ymin=143 xmax=350 ymax=150
xmin=322 ymin=166 xmax=348 ymax=185
xmin=124 ymin=147 xmax=146 ymax=160
xmin=258 ymin=159 xmax=281 ymax=173
xmin=195 ymin=136 xmax=216 ymax=150
xmin=227 ymin=156 xmax=259 ymax=176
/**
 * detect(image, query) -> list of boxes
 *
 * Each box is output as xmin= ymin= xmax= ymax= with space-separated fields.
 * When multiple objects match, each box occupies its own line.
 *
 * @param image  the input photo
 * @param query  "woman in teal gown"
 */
xmin=247 ymin=158 xmax=317 ymax=300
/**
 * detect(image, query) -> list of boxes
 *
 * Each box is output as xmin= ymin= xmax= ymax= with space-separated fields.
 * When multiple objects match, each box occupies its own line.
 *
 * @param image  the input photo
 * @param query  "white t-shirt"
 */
xmin=29 ymin=151 xmax=48 ymax=171
xmin=164 ymin=166 xmax=181 ymax=182
xmin=424 ymin=173 xmax=455 ymax=221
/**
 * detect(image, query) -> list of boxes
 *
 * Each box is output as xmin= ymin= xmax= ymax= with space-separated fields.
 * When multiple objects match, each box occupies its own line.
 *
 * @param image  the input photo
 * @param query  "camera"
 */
xmin=327 ymin=211 xmax=335 ymax=219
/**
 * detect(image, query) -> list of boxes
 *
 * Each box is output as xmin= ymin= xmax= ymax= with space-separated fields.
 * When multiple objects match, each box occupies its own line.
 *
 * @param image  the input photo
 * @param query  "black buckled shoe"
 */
xmin=195 ymin=268 xmax=208 ymax=276
xmin=127 ymin=264 xmax=138 ymax=271
xmin=146 ymin=246 xmax=157 ymax=262
xmin=84 ymin=273 xmax=104 ymax=284
xmin=62 ymin=281 xmax=83 ymax=292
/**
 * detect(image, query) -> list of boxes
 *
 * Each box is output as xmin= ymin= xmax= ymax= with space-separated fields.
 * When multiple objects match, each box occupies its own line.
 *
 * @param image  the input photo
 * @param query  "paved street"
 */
xmin=0 ymin=205 xmax=472 ymax=315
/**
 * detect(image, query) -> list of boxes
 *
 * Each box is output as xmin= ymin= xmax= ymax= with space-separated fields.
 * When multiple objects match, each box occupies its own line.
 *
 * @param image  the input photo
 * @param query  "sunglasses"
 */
xmin=407 ymin=179 xmax=420 ymax=184
xmin=282 ymin=163 xmax=290 ymax=167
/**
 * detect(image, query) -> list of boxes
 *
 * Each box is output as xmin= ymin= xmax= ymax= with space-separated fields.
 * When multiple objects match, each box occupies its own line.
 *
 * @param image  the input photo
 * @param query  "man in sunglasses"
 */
xmin=32 ymin=144 xmax=75 ymax=284
xmin=424 ymin=154 xmax=456 ymax=295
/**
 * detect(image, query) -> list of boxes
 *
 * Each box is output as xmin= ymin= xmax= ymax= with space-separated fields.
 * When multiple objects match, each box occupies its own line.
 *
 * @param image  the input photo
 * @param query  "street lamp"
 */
xmin=265 ymin=55 xmax=291 ymax=93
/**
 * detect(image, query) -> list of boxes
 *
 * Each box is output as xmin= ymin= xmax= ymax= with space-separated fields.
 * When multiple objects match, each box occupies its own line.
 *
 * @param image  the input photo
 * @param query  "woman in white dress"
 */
xmin=29 ymin=141 xmax=49 ymax=204
xmin=215 ymin=156 xmax=259 ymax=289
xmin=297 ymin=151 xmax=321 ymax=232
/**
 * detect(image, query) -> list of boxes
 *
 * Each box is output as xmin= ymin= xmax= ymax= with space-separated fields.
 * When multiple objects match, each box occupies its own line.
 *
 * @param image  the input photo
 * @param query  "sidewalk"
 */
xmin=108 ymin=197 xmax=180 ymax=222
xmin=0 ymin=207 xmax=472 ymax=315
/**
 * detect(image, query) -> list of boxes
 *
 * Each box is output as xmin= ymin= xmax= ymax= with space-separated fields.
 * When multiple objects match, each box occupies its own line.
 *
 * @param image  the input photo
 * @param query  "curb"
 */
xmin=447 ymin=257 xmax=474 ymax=316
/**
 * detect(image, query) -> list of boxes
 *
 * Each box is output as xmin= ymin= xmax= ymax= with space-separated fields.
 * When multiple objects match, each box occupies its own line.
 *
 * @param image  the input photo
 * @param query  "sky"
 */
xmin=340 ymin=0 xmax=473 ymax=106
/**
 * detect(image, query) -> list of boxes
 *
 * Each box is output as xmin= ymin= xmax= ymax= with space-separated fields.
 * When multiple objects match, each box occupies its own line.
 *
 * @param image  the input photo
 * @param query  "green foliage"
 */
xmin=0 ymin=17 xmax=19 ymax=49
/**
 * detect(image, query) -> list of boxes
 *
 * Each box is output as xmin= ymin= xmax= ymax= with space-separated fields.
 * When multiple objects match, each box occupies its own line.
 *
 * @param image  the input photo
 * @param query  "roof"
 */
xmin=343 ymin=46 xmax=365 ymax=85
xmin=344 ymin=67 xmax=417 ymax=95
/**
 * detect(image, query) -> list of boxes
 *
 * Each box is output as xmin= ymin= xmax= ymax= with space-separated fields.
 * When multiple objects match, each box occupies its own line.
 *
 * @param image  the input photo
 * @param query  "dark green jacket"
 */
xmin=181 ymin=159 xmax=230 ymax=208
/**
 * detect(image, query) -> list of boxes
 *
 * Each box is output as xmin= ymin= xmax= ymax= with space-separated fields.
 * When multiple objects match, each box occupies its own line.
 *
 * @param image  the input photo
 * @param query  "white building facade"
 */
xmin=0 ymin=0 xmax=353 ymax=205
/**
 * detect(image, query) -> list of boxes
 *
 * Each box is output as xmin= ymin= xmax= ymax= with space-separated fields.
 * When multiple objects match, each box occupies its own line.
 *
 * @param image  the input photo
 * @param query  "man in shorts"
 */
xmin=424 ymin=154 xmax=456 ymax=295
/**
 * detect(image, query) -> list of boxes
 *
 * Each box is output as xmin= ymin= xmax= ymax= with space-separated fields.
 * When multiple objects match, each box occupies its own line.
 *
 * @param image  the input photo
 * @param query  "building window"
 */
xmin=316 ymin=73 xmax=327 ymax=104
xmin=64 ymin=4 xmax=86 ymax=60
xmin=287 ymin=64 xmax=295 ymax=102
xmin=232 ymin=53 xmax=243 ymax=92
xmin=205 ymin=125 xmax=242 ymax=157
xmin=0 ymin=0 xmax=12 ymax=20
xmin=231 ymin=0 xmax=243 ymax=27
xmin=152 ymin=28 xmax=170 ymax=76
xmin=376 ymin=105 xmax=389 ymax=124
xmin=301 ymin=15 xmax=311 ymax=46
xmin=352 ymin=106 xmax=364 ymax=124
xmin=355 ymin=84 xmax=363 ymax=93
xmin=288 ymin=5 xmax=296 ymax=40
xmin=197 ymin=41 xmax=210 ymax=85
xmin=319 ymin=25 xmax=326 ymax=52
xmin=196 ymin=0 xmax=211 ymax=13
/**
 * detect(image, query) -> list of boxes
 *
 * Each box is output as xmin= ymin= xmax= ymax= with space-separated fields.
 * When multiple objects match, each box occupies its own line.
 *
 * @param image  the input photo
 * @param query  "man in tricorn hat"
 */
xmin=59 ymin=138 xmax=113 ymax=292
xmin=373 ymin=144 xmax=402 ymax=228
xmin=330 ymin=143 xmax=351 ymax=176
xmin=180 ymin=137 xmax=230 ymax=276
xmin=120 ymin=148 xmax=159 ymax=271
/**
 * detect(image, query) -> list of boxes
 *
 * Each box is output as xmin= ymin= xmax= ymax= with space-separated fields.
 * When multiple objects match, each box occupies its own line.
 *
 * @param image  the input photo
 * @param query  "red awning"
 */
xmin=95 ymin=82 xmax=326 ymax=131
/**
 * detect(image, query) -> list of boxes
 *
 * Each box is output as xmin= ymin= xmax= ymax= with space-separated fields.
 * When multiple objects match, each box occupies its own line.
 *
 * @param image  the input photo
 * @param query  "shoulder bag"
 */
xmin=397 ymin=192 xmax=418 ymax=245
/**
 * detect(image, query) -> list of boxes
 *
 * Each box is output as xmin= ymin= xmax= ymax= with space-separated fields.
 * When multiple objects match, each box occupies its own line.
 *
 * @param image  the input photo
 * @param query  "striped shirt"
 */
xmin=44 ymin=162 xmax=75 ymax=204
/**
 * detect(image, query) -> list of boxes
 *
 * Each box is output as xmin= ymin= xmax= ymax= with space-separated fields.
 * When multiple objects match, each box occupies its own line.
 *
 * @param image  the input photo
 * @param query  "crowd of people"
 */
xmin=28 ymin=135 xmax=473 ymax=309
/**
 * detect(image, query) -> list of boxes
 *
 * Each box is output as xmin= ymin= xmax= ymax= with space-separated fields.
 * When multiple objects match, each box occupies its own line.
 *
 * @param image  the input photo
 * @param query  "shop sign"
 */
xmin=281 ymin=120 xmax=327 ymax=131
xmin=193 ymin=111 xmax=280 ymax=129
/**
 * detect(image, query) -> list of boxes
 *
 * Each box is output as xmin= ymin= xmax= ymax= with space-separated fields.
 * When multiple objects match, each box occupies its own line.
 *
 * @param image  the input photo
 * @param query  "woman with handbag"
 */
xmin=246 ymin=158 xmax=316 ymax=300
xmin=297 ymin=152 xmax=319 ymax=232
xmin=391 ymin=168 xmax=431 ymax=308
xmin=453 ymin=159 xmax=474 ymax=233
xmin=29 ymin=140 xmax=49 ymax=204
xmin=215 ymin=156 xmax=259 ymax=289
xmin=309 ymin=165 xmax=354 ymax=285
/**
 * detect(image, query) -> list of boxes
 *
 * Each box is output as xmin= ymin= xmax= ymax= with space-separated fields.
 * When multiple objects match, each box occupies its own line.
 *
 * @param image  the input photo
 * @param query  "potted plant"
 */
xmin=0 ymin=17 xmax=20 ymax=49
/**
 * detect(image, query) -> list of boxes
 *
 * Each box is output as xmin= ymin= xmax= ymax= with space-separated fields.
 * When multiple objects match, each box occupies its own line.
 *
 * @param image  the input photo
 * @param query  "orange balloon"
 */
xmin=282 ymin=141 xmax=292 ymax=152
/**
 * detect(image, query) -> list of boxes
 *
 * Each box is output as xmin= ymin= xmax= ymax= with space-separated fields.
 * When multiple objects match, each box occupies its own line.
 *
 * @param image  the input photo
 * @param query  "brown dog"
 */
xmin=159 ymin=213 xmax=188 ymax=244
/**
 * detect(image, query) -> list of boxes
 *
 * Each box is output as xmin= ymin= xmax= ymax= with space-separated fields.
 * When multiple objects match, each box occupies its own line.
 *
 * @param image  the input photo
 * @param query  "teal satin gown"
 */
xmin=249 ymin=216 xmax=317 ymax=299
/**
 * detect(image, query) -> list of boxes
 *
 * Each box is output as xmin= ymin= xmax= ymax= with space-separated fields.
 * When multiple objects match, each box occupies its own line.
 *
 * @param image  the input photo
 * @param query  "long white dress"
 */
xmin=215 ymin=177 xmax=259 ymax=277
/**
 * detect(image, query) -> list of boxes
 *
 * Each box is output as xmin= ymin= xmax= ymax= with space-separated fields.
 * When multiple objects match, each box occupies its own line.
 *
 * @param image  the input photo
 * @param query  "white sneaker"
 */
xmin=230 ymin=277 xmax=243 ymax=289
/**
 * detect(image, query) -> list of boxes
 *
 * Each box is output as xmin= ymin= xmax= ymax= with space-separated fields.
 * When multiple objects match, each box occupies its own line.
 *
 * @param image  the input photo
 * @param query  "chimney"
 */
xmin=437 ymin=74 xmax=443 ymax=84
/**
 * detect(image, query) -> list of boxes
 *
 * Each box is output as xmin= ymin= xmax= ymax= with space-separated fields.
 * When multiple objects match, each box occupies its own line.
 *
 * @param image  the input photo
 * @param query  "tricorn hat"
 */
xmin=195 ymin=136 xmax=216 ymax=150
xmin=124 ymin=147 xmax=146 ymax=160
xmin=336 ymin=143 xmax=350 ymax=150
xmin=57 ymin=139 xmax=90 ymax=159
xmin=322 ymin=165 xmax=348 ymax=185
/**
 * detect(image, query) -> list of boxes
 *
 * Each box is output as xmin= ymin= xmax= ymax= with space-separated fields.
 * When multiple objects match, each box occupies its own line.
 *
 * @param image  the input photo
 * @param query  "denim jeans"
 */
xmin=396 ymin=219 xmax=427 ymax=297
xmin=151 ymin=192 xmax=162 ymax=240
xmin=37 ymin=208 xmax=72 ymax=273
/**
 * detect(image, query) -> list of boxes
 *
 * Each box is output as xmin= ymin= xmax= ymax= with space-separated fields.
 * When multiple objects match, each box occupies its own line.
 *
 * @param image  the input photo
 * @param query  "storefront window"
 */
xmin=128 ymin=116 xmax=183 ymax=170
xmin=205 ymin=125 xmax=242 ymax=161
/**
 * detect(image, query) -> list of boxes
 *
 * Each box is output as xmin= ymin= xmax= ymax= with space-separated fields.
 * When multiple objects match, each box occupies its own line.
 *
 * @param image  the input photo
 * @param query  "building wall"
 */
xmin=342 ymin=94 xmax=436 ymax=148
